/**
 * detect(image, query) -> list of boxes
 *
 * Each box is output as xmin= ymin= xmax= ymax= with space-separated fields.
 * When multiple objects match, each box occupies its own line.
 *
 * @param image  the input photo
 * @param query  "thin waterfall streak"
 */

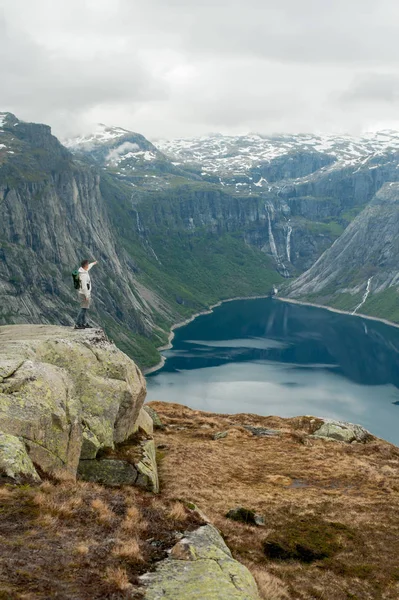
xmin=286 ymin=225 xmax=292 ymax=262
xmin=352 ymin=277 xmax=373 ymax=314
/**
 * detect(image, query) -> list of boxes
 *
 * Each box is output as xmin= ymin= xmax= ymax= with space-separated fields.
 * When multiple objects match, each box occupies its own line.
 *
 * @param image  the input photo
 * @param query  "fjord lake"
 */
xmin=146 ymin=298 xmax=399 ymax=446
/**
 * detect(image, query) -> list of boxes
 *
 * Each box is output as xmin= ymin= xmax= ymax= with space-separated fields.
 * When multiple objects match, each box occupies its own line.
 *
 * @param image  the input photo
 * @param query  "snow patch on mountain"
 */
xmin=64 ymin=123 xmax=129 ymax=150
xmin=154 ymin=131 xmax=399 ymax=184
xmin=107 ymin=142 xmax=140 ymax=164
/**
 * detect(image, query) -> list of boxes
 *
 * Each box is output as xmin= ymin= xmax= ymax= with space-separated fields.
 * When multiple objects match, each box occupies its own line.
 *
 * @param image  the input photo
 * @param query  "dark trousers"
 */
xmin=76 ymin=308 xmax=88 ymax=326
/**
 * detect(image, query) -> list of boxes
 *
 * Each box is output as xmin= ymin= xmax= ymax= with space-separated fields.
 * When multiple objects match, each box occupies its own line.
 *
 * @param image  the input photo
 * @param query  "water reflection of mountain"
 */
xmin=156 ymin=299 xmax=399 ymax=389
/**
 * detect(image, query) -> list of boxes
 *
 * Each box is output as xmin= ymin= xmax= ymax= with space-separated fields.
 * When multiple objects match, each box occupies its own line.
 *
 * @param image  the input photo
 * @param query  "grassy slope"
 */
xmin=297 ymin=287 xmax=399 ymax=326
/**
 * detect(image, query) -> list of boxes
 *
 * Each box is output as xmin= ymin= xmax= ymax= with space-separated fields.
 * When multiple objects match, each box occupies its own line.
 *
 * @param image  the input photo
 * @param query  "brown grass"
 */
xmin=104 ymin=566 xmax=131 ymax=591
xmin=1 ymin=401 xmax=399 ymax=600
xmin=112 ymin=539 xmax=143 ymax=562
xmin=249 ymin=565 xmax=290 ymax=600
xmin=91 ymin=497 xmax=114 ymax=525
xmin=0 ymin=474 xmax=202 ymax=599
xmin=168 ymin=501 xmax=188 ymax=522
xmin=74 ymin=543 xmax=90 ymax=555
xmin=148 ymin=401 xmax=399 ymax=600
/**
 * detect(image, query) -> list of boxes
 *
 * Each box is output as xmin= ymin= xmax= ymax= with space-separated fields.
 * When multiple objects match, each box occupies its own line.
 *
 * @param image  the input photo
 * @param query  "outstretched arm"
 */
xmin=88 ymin=261 xmax=98 ymax=270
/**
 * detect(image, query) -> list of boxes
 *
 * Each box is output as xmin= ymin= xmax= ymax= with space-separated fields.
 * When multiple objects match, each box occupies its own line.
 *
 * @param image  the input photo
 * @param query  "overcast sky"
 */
xmin=1 ymin=0 xmax=399 ymax=140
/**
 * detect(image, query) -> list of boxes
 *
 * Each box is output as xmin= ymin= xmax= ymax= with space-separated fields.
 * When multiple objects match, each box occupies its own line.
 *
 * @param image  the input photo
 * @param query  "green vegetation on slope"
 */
xmin=361 ymin=287 xmax=399 ymax=324
xmin=100 ymin=176 xmax=283 ymax=367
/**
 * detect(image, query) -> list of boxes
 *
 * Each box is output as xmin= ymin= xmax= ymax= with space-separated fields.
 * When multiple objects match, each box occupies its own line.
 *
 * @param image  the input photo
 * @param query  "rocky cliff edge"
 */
xmin=0 ymin=324 xmax=158 ymax=491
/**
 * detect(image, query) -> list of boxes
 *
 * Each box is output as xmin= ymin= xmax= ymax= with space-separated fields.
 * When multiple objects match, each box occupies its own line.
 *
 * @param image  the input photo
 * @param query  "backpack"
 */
xmin=72 ymin=269 xmax=81 ymax=290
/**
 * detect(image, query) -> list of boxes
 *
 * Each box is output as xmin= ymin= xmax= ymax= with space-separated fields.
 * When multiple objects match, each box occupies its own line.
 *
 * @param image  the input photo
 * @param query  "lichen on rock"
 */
xmin=313 ymin=419 xmax=373 ymax=443
xmin=0 ymin=432 xmax=40 ymax=483
xmin=0 ymin=325 xmax=156 ymax=489
xmin=139 ymin=524 xmax=260 ymax=599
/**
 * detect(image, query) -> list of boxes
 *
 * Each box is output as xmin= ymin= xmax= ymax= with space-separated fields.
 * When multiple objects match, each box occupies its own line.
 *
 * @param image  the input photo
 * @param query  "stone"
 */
xmin=135 ymin=439 xmax=159 ymax=493
xmin=78 ymin=439 xmax=159 ymax=492
xmin=186 ymin=503 xmax=212 ymax=524
xmin=144 ymin=405 xmax=164 ymax=429
xmin=243 ymin=425 xmax=280 ymax=437
xmin=0 ymin=432 xmax=40 ymax=483
xmin=169 ymin=539 xmax=197 ymax=561
xmin=213 ymin=431 xmax=228 ymax=440
xmin=139 ymin=524 xmax=260 ymax=599
xmin=313 ymin=419 xmax=372 ymax=443
xmin=0 ymin=325 xmax=154 ymax=486
xmin=77 ymin=459 xmax=139 ymax=486
xmin=132 ymin=407 xmax=154 ymax=437
xmin=0 ymin=356 xmax=82 ymax=478
xmin=226 ymin=507 xmax=265 ymax=527
xmin=80 ymin=428 xmax=102 ymax=460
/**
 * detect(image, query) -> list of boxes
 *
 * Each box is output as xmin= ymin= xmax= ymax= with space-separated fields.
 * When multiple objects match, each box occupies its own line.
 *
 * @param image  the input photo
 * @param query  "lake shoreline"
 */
xmin=143 ymin=293 xmax=399 ymax=375
xmin=277 ymin=296 xmax=399 ymax=329
xmin=143 ymin=294 xmax=272 ymax=375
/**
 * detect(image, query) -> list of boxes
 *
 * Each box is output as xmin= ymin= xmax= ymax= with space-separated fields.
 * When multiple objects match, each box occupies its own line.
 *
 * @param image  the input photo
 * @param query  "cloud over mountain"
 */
xmin=1 ymin=0 xmax=399 ymax=138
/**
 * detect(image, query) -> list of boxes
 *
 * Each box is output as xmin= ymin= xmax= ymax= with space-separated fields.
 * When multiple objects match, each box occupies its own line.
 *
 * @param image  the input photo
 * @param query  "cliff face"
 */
xmin=0 ymin=114 xmax=171 ymax=361
xmin=286 ymin=182 xmax=399 ymax=321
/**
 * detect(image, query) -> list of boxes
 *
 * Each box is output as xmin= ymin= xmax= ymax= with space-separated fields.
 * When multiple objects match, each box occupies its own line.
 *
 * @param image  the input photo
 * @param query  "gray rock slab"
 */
xmin=139 ymin=524 xmax=260 ymax=599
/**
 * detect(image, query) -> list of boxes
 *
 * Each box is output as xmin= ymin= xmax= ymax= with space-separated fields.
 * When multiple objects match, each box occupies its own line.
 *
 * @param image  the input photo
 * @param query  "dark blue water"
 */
xmin=146 ymin=298 xmax=399 ymax=445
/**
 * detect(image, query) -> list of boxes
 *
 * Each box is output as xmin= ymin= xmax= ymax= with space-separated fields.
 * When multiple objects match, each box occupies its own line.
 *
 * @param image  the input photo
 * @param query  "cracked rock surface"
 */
xmin=0 ymin=325 xmax=156 ymax=487
xmin=139 ymin=524 xmax=260 ymax=599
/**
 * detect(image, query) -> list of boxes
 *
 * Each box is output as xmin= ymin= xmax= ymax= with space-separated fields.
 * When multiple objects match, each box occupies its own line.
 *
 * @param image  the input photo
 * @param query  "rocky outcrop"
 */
xmin=144 ymin=405 xmax=164 ymax=429
xmin=139 ymin=524 xmax=260 ymax=599
xmin=312 ymin=420 xmax=372 ymax=443
xmin=0 ymin=325 xmax=158 ymax=489
xmin=250 ymin=150 xmax=335 ymax=183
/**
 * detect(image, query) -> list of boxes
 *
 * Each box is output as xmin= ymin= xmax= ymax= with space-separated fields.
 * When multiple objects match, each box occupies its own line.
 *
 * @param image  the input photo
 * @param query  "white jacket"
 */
xmin=78 ymin=263 xmax=96 ymax=298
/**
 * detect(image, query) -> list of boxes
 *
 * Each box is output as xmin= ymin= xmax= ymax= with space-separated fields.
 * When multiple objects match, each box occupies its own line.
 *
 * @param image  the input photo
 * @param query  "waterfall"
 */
xmin=135 ymin=210 xmax=143 ymax=233
xmin=352 ymin=277 xmax=373 ymax=314
xmin=286 ymin=224 xmax=292 ymax=263
xmin=267 ymin=213 xmax=279 ymax=263
xmin=135 ymin=210 xmax=161 ymax=264
xmin=266 ymin=206 xmax=289 ymax=277
xmin=148 ymin=243 xmax=161 ymax=264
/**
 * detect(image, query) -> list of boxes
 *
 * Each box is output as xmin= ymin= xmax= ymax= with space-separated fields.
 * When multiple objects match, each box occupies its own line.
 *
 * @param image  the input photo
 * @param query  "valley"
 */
xmin=1 ymin=112 xmax=399 ymax=367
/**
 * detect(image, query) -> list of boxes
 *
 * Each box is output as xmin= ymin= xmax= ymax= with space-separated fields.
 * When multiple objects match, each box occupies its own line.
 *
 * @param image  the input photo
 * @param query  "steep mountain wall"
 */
xmin=286 ymin=182 xmax=399 ymax=321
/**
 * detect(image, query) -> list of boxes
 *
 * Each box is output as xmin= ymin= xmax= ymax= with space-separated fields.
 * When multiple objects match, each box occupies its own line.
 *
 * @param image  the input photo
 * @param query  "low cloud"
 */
xmin=1 ymin=0 xmax=399 ymax=138
xmin=107 ymin=142 xmax=140 ymax=164
xmin=341 ymin=73 xmax=399 ymax=104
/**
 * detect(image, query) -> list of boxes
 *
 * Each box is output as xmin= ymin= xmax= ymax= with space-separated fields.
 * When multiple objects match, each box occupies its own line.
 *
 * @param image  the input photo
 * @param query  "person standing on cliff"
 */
xmin=75 ymin=259 xmax=98 ymax=329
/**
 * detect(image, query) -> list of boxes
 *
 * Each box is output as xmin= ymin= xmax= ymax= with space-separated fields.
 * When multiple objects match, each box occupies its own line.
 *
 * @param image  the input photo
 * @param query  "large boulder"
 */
xmin=139 ymin=524 xmax=260 ymax=599
xmin=312 ymin=419 xmax=373 ymax=443
xmin=0 ymin=325 xmax=155 ymax=487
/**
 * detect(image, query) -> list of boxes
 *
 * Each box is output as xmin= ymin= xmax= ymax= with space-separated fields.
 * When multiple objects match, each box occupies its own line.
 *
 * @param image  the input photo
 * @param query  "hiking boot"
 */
xmin=84 ymin=324 xmax=93 ymax=328
xmin=74 ymin=325 xmax=85 ymax=329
